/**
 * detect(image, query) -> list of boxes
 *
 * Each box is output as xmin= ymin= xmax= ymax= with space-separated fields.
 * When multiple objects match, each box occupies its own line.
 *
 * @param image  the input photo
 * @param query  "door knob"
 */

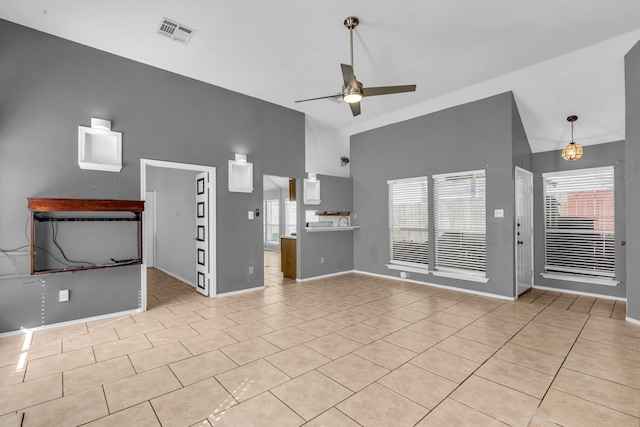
xmin=517 ymin=240 xmax=523 ymax=245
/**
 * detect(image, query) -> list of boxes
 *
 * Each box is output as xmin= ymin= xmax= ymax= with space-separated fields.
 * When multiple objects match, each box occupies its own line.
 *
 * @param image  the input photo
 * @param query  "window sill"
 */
xmin=386 ymin=264 xmax=430 ymax=275
xmin=540 ymin=273 xmax=619 ymax=287
xmin=432 ymin=270 xmax=489 ymax=283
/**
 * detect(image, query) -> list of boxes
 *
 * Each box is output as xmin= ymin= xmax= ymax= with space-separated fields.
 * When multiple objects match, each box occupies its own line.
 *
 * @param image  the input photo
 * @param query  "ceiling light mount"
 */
xmin=562 ymin=115 xmax=583 ymax=161
xmin=343 ymin=16 xmax=359 ymax=30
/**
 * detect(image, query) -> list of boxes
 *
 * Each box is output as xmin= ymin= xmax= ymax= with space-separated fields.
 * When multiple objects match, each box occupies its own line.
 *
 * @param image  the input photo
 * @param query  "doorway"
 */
xmin=263 ymin=175 xmax=296 ymax=286
xmin=140 ymin=159 xmax=216 ymax=311
xmin=515 ymin=166 xmax=534 ymax=296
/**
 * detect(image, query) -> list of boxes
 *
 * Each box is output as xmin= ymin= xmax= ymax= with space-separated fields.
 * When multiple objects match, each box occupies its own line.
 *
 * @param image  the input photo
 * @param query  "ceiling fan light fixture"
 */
xmin=343 ymin=91 xmax=363 ymax=104
xmin=562 ymin=115 xmax=583 ymax=161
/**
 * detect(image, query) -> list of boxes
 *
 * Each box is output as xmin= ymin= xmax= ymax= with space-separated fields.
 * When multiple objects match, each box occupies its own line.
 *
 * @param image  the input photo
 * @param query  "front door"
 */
xmin=515 ymin=167 xmax=534 ymax=296
xmin=195 ymin=172 xmax=210 ymax=296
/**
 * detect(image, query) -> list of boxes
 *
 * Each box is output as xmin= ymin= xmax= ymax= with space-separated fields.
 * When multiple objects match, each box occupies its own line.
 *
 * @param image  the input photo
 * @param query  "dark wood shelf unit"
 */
xmin=315 ymin=211 xmax=350 ymax=216
xmin=28 ymin=198 xmax=144 ymax=275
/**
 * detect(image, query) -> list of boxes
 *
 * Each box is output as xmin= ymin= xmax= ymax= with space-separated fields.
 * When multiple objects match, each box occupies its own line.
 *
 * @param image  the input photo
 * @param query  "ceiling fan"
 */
xmin=295 ymin=16 xmax=417 ymax=117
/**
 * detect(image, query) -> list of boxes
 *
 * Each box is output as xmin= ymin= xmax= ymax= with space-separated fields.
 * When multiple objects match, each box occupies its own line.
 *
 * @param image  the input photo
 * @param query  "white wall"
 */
xmin=305 ymin=117 xmax=351 ymax=178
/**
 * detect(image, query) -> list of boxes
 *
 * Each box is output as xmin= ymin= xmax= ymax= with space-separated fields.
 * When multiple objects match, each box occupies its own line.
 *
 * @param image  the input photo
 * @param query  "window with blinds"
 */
xmin=388 ymin=177 xmax=429 ymax=269
xmin=433 ymin=170 xmax=486 ymax=277
xmin=543 ymin=166 xmax=615 ymax=279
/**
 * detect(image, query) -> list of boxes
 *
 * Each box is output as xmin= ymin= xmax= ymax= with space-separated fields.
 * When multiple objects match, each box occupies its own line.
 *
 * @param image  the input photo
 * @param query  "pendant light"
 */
xmin=561 ymin=115 xmax=583 ymax=161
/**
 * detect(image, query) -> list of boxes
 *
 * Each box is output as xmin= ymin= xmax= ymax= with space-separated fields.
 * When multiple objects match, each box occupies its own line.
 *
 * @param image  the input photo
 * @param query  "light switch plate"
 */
xmin=494 ymin=209 xmax=504 ymax=218
xmin=248 ymin=210 xmax=254 ymax=220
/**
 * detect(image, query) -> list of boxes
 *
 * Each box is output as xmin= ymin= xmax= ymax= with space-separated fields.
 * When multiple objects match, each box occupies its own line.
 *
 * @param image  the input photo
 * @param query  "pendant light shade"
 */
xmin=562 ymin=115 xmax=583 ymax=161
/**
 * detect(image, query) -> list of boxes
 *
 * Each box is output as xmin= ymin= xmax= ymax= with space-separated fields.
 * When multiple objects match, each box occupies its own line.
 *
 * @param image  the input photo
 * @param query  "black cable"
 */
xmin=49 ymin=221 xmax=95 ymax=266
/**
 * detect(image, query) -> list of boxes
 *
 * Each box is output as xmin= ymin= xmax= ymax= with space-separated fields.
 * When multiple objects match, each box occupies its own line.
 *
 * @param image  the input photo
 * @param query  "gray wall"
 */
xmin=625 ymin=41 xmax=640 ymax=321
xmin=0 ymin=20 xmax=304 ymax=333
xmin=298 ymin=175 xmax=354 ymax=279
xmin=351 ymin=93 xmax=523 ymax=298
xmin=532 ymin=141 xmax=626 ymax=298
xmin=512 ymin=97 xmax=533 ymax=171
xmin=147 ymin=167 xmax=198 ymax=285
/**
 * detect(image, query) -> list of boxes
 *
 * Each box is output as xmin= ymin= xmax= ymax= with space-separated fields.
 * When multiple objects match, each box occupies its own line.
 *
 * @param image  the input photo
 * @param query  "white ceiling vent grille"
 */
xmin=157 ymin=17 xmax=195 ymax=44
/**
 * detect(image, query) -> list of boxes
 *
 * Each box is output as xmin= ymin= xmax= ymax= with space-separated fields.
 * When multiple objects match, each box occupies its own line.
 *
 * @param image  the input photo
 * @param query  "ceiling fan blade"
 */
xmin=349 ymin=101 xmax=361 ymax=117
xmin=294 ymin=93 xmax=342 ymax=103
xmin=363 ymin=85 xmax=416 ymax=97
xmin=341 ymin=64 xmax=358 ymax=88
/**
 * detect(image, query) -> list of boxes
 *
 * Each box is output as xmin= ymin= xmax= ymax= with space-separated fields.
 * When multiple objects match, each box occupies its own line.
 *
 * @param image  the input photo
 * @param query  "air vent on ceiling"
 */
xmin=157 ymin=17 xmax=195 ymax=44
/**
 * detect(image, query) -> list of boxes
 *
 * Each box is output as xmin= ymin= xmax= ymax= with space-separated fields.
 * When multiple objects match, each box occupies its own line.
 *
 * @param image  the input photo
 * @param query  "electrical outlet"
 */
xmin=400 ymin=272 xmax=407 ymax=279
xmin=59 ymin=289 xmax=69 ymax=302
xmin=320 ymin=257 xmax=325 ymax=264
xmin=249 ymin=266 xmax=254 ymax=274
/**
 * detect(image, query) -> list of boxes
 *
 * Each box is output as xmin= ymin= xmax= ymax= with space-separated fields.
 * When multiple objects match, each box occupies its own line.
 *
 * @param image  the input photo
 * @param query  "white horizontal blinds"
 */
xmin=433 ymin=170 xmax=486 ymax=275
xmin=543 ymin=166 xmax=615 ymax=278
xmin=388 ymin=177 xmax=428 ymax=268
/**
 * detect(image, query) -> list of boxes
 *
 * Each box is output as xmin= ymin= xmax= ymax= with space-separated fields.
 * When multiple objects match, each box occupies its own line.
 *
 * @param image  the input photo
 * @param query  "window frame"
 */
xmin=541 ymin=166 xmax=617 ymax=285
xmin=432 ymin=169 xmax=487 ymax=281
xmin=387 ymin=176 xmax=429 ymax=271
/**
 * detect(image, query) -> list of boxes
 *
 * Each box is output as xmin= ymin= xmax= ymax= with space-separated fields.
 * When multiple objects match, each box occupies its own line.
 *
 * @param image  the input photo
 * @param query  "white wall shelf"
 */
xmin=228 ymin=157 xmax=254 ymax=193
xmin=303 ymin=177 xmax=321 ymax=205
xmin=78 ymin=125 xmax=123 ymax=172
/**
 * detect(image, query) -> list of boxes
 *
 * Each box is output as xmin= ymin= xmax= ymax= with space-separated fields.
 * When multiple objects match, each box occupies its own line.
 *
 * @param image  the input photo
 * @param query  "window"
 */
xmin=284 ymin=198 xmax=296 ymax=236
xmin=433 ymin=170 xmax=486 ymax=278
xmin=388 ymin=177 xmax=429 ymax=269
xmin=543 ymin=166 xmax=615 ymax=281
xmin=264 ymin=199 xmax=279 ymax=244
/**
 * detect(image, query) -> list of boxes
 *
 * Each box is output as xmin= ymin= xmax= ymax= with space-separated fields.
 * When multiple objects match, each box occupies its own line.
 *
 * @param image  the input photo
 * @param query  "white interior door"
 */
xmin=515 ymin=167 xmax=534 ymax=295
xmin=195 ymin=172 xmax=210 ymax=296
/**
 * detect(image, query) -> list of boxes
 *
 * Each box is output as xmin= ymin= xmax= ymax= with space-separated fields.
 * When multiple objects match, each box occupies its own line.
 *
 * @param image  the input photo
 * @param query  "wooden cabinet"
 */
xmin=281 ymin=237 xmax=296 ymax=279
xmin=288 ymin=179 xmax=296 ymax=201
xmin=28 ymin=198 xmax=144 ymax=274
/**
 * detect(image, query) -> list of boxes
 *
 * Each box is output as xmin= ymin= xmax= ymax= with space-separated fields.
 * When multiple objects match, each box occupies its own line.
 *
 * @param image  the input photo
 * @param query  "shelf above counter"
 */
xmin=305 ymin=226 xmax=360 ymax=232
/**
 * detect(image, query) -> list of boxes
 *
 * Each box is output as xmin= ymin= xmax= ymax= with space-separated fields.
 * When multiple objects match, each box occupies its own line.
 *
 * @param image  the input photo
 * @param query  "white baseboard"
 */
xmin=297 ymin=270 xmax=357 ymax=282
xmin=155 ymin=266 xmax=196 ymax=288
xmin=0 ymin=308 xmax=142 ymax=338
xmin=533 ymin=285 xmax=626 ymax=301
xmin=217 ymin=285 xmax=264 ymax=297
xmin=626 ymin=316 xmax=640 ymax=326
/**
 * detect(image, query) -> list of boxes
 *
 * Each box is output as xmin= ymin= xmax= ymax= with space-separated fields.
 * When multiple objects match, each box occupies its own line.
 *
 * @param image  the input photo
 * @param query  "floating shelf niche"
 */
xmin=228 ymin=153 xmax=254 ymax=193
xmin=78 ymin=118 xmax=123 ymax=172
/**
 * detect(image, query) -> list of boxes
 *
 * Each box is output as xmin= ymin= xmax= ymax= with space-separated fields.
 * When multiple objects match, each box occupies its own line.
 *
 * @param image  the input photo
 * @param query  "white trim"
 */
xmin=386 ymin=264 xmax=430 ymax=276
xmin=432 ymin=270 xmax=490 ymax=283
xmin=217 ymin=285 xmax=264 ymax=297
xmin=296 ymin=270 xmax=356 ymax=282
xmin=387 ymin=176 xmax=428 ymax=184
xmin=353 ymin=270 xmax=514 ymax=301
xmin=155 ymin=266 xmax=196 ymax=287
xmin=432 ymin=168 xmax=485 ymax=180
xmin=533 ymin=284 xmax=626 ymax=301
xmin=539 ymin=273 xmax=619 ymax=287
xmin=140 ymin=158 xmax=217 ymax=308
xmin=626 ymin=316 xmax=640 ymax=326
xmin=0 ymin=308 xmax=141 ymax=339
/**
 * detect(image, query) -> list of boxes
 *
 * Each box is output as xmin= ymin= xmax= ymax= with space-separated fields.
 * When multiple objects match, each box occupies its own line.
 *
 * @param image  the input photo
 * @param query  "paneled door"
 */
xmin=195 ymin=172 xmax=210 ymax=296
xmin=515 ymin=167 xmax=534 ymax=296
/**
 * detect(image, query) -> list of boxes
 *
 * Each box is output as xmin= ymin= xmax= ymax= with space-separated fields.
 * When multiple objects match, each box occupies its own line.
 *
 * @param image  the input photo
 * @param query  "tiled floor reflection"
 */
xmin=0 ymin=268 xmax=638 ymax=426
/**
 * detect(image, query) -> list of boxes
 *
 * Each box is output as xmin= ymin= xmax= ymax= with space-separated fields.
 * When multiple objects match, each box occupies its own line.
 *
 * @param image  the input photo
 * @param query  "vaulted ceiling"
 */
xmin=2 ymin=1 xmax=640 ymax=153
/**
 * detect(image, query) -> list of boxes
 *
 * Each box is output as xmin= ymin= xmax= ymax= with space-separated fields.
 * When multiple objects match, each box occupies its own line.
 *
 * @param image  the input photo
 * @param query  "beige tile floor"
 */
xmin=0 ymin=266 xmax=638 ymax=426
